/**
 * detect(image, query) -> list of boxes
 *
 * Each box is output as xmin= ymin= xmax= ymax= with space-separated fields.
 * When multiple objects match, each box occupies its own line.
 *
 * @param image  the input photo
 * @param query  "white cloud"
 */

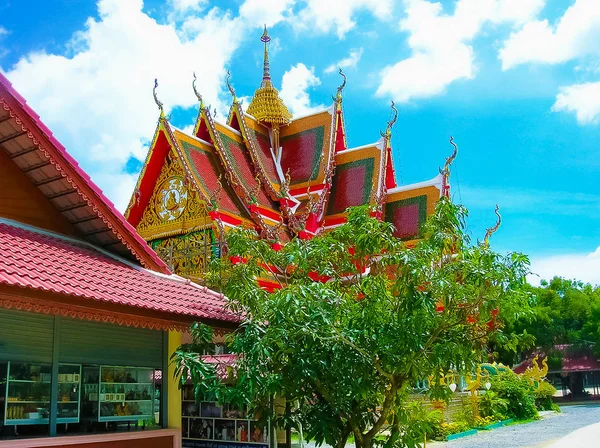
xmin=1 ymin=0 xmax=285 ymax=212
xmin=239 ymin=0 xmax=295 ymax=27
xmin=552 ymin=81 xmax=600 ymax=125
xmin=295 ymin=0 xmax=393 ymax=39
xmin=279 ymin=63 xmax=324 ymax=117
xmin=529 ymin=247 xmax=600 ymax=286
xmin=376 ymin=0 xmax=544 ymax=102
xmin=324 ymin=47 xmax=363 ymax=74
xmin=168 ymin=0 xmax=207 ymax=13
xmin=500 ymin=0 xmax=600 ymax=70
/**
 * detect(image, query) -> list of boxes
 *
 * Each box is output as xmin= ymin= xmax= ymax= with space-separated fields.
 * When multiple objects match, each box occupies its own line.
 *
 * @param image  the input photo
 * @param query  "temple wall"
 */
xmin=0 ymin=149 xmax=74 ymax=235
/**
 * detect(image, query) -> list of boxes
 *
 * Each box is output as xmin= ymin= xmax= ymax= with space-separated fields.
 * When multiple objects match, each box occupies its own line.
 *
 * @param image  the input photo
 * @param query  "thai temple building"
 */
xmin=125 ymin=27 xmax=454 ymax=284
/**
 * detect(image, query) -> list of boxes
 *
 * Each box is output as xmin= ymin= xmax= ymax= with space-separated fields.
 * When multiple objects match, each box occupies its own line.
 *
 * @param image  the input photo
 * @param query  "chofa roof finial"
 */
xmin=483 ymin=205 xmax=502 ymax=248
xmin=153 ymin=78 xmax=165 ymax=118
xmin=380 ymin=100 xmax=398 ymax=138
xmin=439 ymin=136 xmax=458 ymax=178
xmin=226 ymin=70 xmax=237 ymax=102
xmin=335 ymin=68 xmax=347 ymax=101
xmin=192 ymin=72 xmax=204 ymax=109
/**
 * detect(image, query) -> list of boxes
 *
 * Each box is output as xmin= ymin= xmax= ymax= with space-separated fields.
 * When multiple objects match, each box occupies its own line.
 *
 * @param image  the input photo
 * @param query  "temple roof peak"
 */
xmin=247 ymin=26 xmax=292 ymax=126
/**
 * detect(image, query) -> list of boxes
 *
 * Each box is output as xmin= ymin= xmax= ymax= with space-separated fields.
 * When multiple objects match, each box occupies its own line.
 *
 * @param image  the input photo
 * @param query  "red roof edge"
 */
xmin=0 ymin=72 xmax=171 ymax=274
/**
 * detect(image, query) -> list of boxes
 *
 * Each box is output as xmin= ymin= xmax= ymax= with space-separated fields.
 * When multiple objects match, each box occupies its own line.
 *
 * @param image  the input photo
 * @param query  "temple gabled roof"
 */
xmin=126 ymin=29 xmax=456 ymax=254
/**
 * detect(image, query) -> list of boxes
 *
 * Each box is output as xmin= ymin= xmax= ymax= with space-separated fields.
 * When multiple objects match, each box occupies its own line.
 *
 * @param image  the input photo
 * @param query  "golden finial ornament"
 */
xmin=483 ymin=205 xmax=501 ymax=248
xmin=153 ymin=78 xmax=165 ymax=118
xmin=439 ymin=135 xmax=458 ymax=186
xmin=192 ymin=72 xmax=204 ymax=109
xmin=333 ymin=68 xmax=347 ymax=102
xmin=380 ymin=100 xmax=398 ymax=138
xmin=226 ymin=70 xmax=237 ymax=102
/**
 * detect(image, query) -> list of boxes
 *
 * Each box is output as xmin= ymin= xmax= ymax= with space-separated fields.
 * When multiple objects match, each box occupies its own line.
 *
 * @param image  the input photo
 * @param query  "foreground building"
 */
xmin=125 ymin=28 xmax=453 ymax=287
xmin=0 ymin=73 xmax=241 ymax=447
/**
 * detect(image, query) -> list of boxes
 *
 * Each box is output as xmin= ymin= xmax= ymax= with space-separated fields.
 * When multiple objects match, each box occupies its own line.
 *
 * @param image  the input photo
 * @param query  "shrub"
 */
xmin=490 ymin=372 xmax=538 ymax=420
xmin=479 ymin=390 xmax=509 ymax=420
xmin=474 ymin=416 xmax=496 ymax=428
xmin=534 ymin=381 xmax=557 ymax=411
xmin=440 ymin=421 xmax=471 ymax=438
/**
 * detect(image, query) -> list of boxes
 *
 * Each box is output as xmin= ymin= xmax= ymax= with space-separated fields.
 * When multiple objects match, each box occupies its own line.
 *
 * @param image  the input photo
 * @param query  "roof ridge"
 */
xmin=290 ymin=103 xmax=335 ymax=122
xmin=171 ymin=125 xmax=214 ymax=147
xmin=387 ymin=173 xmax=444 ymax=194
xmin=337 ymin=139 xmax=385 ymax=156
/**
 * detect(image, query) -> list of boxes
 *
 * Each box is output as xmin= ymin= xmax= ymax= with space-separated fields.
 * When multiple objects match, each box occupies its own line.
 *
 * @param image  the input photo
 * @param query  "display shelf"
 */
xmin=3 ymin=362 xmax=82 ymax=426
xmin=5 ymin=418 xmax=49 ymax=425
xmin=9 ymin=379 xmax=50 ymax=384
xmin=6 ymin=400 xmax=48 ymax=404
xmin=97 ymin=366 xmax=154 ymax=423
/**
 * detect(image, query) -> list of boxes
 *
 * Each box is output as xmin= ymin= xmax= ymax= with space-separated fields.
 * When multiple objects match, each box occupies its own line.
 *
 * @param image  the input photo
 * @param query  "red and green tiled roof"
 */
xmin=280 ymin=109 xmax=334 ymax=191
xmin=213 ymin=123 xmax=277 ymax=213
xmin=385 ymin=195 xmax=428 ymax=240
xmin=174 ymin=131 xmax=250 ymax=220
xmin=325 ymin=144 xmax=383 ymax=218
xmin=327 ymin=158 xmax=375 ymax=215
xmin=240 ymin=113 xmax=281 ymax=196
xmin=384 ymin=178 xmax=443 ymax=243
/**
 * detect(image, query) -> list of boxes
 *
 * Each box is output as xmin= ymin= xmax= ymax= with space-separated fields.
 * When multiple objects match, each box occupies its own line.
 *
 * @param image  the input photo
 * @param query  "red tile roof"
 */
xmin=0 ymin=72 xmax=169 ymax=272
xmin=0 ymin=219 xmax=239 ymax=324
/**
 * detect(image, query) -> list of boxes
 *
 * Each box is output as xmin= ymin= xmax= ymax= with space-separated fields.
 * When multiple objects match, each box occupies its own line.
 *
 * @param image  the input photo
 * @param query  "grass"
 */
xmin=505 ymin=417 xmax=540 ymax=426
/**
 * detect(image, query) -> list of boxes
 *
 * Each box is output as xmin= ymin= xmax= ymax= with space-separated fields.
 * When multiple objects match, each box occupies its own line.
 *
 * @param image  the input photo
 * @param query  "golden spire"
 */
xmin=247 ymin=26 xmax=292 ymax=126
xmin=261 ymin=26 xmax=271 ymax=86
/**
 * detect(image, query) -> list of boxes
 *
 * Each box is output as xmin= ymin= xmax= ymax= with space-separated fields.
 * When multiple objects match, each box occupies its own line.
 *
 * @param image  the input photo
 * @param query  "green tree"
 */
xmin=173 ymin=197 xmax=531 ymax=448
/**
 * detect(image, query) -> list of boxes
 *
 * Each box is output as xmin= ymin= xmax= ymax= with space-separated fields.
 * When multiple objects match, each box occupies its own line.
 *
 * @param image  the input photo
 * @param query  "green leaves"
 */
xmin=174 ymin=198 xmax=532 ymax=448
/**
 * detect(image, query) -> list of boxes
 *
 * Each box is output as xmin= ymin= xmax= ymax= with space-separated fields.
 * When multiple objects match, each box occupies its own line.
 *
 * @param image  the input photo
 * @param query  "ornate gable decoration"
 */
xmin=137 ymin=150 xmax=210 ymax=240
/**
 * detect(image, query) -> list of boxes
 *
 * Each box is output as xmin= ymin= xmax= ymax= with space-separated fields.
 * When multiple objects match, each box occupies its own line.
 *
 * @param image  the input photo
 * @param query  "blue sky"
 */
xmin=1 ymin=0 xmax=599 ymax=283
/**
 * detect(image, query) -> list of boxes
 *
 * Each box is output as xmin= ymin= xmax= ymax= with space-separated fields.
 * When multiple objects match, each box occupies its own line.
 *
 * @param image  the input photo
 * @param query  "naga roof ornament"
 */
xmin=483 ymin=205 xmax=502 ymax=248
xmin=153 ymin=78 xmax=165 ymax=118
xmin=192 ymin=72 xmax=204 ymax=109
xmin=334 ymin=68 xmax=347 ymax=102
xmin=380 ymin=100 xmax=398 ymax=139
xmin=226 ymin=70 xmax=237 ymax=103
xmin=440 ymin=135 xmax=458 ymax=197
xmin=246 ymin=26 xmax=292 ymax=126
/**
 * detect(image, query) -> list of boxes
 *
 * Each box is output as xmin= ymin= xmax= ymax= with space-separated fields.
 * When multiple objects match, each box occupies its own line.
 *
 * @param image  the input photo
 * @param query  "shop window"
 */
xmin=0 ymin=361 xmax=163 ymax=440
xmin=0 ymin=361 xmax=51 ymax=439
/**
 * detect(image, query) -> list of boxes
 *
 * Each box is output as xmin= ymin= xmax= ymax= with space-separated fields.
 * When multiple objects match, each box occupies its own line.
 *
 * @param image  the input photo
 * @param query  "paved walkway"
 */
xmin=434 ymin=404 xmax=600 ymax=448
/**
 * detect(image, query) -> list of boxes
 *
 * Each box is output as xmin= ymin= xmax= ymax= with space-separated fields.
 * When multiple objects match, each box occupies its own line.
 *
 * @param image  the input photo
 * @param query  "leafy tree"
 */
xmin=173 ymin=197 xmax=531 ymax=448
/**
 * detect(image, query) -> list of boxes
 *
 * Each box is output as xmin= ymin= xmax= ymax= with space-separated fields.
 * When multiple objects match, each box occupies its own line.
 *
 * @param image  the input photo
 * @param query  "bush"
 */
xmin=474 ymin=416 xmax=496 ymax=428
xmin=490 ymin=372 xmax=538 ymax=420
xmin=440 ymin=421 xmax=471 ymax=438
xmin=534 ymin=381 xmax=557 ymax=411
xmin=479 ymin=390 xmax=509 ymax=421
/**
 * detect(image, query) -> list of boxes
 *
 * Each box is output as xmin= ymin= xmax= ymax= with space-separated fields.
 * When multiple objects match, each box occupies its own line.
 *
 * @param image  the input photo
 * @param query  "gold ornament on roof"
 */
xmin=153 ymin=78 xmax=165 ymax=118
xmin=226 ymin=70 xmax=237 ymax=102
xmin=380 ymin=100 xmax=398 ymax=138
xmin=483 ymin=205 xmax=501 ymax=248
xmin=333 ymin=68 xmax=347 ymax=102
xmin=192 ymin=72 xmax=204 ymax=109
xmin=246 ymin=26 xmax=292 ymax=126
